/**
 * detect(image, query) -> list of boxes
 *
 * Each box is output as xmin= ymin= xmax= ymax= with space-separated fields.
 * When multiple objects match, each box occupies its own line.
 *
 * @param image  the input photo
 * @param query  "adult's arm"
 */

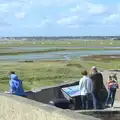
xmin=79 ymin=78 xmax=82 ymax=90
xmin=99 ymin=73 xmax=104 ymax=89
xmin=9 ymin=80 xmax=15 ymax=94
xmin=90 ymin=79 xmax=93 ymax=93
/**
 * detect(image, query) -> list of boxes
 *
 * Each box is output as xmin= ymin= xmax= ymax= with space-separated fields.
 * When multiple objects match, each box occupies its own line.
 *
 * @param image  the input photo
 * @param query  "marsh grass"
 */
xmin=0 ymin=61 xmax=83 ymax=91
xmin=0 ymin=40 xmax=120 ymax=47
xmin=0 ymin=57 xmax=120 ymax=91
xmin=0 ymin=40 xmax=120 ymax=91
xmin=0 ymin=48 xmax=120 ymax=56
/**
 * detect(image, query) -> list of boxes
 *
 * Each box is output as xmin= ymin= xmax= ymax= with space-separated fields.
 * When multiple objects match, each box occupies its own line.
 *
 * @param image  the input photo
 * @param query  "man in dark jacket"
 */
xmin=90 ymin=66 xmax=104 ymax=109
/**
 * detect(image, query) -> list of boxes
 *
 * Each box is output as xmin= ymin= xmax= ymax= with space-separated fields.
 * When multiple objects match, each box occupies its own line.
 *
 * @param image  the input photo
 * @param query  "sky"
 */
xmin=0 ymin=0 xmax=120 ymax=36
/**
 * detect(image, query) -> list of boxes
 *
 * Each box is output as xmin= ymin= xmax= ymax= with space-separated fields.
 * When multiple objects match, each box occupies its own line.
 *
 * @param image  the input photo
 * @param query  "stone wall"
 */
xmin=77 ymin=110 xmax=120 ymax=120
xmin=26 ymin=80 xmax=107 ymax=105
xmin=0 ymin=94 xmax=100 ymax=120
xmin=26 ymin=81 xmax=79 ymax=104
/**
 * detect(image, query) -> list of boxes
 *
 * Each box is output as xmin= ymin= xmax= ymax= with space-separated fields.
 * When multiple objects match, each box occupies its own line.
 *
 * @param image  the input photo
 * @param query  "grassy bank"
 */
xmin=0 ymin=60 xmax=83 ymax=91
xmin=0 ymin=47 xmax=120 ymax=55
xmin=0 ymin=57 xmax=120 ymax=91
xmin=0 ymin=48 xmax=67 ymax=55
xmin=0 ymin=39 xmax=120 ymax=47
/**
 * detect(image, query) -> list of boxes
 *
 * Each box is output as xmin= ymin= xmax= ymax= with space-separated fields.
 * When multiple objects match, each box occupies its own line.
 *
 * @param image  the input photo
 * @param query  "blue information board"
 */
xmin=62 ymin=85 xmax=80 ymax=97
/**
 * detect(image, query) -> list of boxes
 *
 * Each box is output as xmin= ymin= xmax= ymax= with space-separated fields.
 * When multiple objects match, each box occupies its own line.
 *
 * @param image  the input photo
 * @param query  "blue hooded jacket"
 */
xmin=9 ymin=74 xmax=25 ymax=96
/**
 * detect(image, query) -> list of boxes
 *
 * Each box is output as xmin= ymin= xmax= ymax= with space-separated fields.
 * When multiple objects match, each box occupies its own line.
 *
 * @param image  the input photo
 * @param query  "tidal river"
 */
xmin=0 ymin=48 xmax=120 ymax=61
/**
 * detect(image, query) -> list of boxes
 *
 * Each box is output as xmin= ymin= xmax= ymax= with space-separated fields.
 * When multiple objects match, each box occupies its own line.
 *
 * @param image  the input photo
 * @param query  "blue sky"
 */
xmin=0 ymin=0 xmax=120 ymax=36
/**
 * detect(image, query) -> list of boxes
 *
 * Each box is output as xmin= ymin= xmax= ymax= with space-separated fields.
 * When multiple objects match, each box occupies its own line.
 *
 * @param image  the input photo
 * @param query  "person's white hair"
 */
xmin=91 ymin=66 xmax=97 ymax=70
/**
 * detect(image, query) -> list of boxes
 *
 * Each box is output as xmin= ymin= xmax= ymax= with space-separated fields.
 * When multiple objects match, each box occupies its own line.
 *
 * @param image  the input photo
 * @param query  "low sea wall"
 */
xmin=77 ymin=109 xmax=120 ymax=120
xmin=0 ymin=93 xmax=100 ymax=120
xmin=26 ymin=80 xmax=107 ymax=106
xmin=26 ymin=81 xmax=79 ymax=104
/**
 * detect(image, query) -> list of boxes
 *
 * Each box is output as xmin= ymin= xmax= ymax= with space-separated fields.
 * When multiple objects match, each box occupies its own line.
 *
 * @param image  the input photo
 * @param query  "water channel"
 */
xmin=0 ymin=46 xmax=120 ymax=61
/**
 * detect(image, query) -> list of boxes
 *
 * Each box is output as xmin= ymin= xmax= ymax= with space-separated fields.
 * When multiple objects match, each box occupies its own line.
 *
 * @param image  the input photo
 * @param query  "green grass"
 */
xmin=0 ymin=58 xmax=120 ymax=91
xmin=0 ymin=39 xmax=120 ymax=91
xmin=1 ymin=47 xmax=120 ymax=55
xmin=0 ymin=48 xmax=66 ymax=55
xmin=0 ymin=39 xmax=120 ymax=47
xmin=0 ymin=61 xmax=83 ymax=91
xmin=0 ymin=39 xmax=120 ymax=56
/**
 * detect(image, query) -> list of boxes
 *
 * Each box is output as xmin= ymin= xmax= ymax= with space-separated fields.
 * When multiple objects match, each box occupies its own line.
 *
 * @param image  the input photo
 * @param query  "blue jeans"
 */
xmin=106 ymin=89 xmax=116 ymax=107
xmin=81 ymin=95 xmax=88 ymax=110
xmin=92 ymin=92 xmax=103 ymax=109
xmin=81 ymin=94 xmax=93 ymax=110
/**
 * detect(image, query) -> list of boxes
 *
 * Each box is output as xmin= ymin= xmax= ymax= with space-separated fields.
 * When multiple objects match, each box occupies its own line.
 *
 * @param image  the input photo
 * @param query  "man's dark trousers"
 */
xmin=92 ymin=91 xmax=103 ymax=109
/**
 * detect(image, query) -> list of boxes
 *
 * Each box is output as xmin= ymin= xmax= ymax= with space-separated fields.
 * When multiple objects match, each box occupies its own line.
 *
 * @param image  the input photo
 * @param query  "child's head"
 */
xmin=109 ymin=75 xmax=112 ymax=80
xmin=109 ymin=75 xmax=117 ymax=82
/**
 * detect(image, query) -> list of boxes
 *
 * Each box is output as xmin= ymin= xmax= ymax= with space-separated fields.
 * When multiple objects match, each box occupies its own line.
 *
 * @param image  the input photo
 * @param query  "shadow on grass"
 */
xmin=0 ymin=48 xmax=67 ymax=56
xmin=27 ymin=76 xmax=80 ymax=81
xmin=66 ymin=63 xmax=83 ymax=68
xmin=0 ymin=80 xmax=8 ymax=84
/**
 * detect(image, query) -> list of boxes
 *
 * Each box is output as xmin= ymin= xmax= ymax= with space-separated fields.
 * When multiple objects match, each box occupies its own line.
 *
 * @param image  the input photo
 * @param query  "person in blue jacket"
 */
xmin=6 ymin=71 xmax=26 ymax=97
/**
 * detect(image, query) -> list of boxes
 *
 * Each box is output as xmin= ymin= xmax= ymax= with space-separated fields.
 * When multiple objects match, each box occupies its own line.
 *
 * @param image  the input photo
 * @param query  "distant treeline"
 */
xmin=1 ymin=36 xmax=120 ymax=40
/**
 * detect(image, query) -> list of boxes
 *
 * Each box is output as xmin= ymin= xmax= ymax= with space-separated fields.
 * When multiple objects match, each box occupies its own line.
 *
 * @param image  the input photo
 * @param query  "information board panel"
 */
xmin=61 ymin=85 xmax=80 ymax=97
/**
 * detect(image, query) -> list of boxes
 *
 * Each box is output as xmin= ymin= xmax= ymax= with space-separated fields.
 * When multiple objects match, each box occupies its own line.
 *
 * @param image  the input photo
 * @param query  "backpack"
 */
xmin=110 ymin=83 xmax=118 ymax=91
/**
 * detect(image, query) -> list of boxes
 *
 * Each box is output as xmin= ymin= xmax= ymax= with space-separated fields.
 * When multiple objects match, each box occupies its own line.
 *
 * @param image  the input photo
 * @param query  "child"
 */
xmin=106 ymin=75 xmax=119 ymax=108
xmin=5 ymin=71 xmax=26 ymax=97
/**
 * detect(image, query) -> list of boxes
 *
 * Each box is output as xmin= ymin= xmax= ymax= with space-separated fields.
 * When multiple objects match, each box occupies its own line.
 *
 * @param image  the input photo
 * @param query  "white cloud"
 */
xmin=70 ymin=5 xmax=82 ymax=12
xmin=68 ymin=24 xmax=84 ymax=28
xmin=107 ymin=13 xmax=120 ymax=21
xmin=0 ymin=0 xmax=120 ymax=31
xmin=102 ymin=13 xmax=120 ymax=24
xmin=70 ymin=2 xmax=106 ymax=15
xmin=87 ymin=3 xmax=106 ymax=14
xmin=39 ymin=19 xmax=50 ymax=26
xmin=0 ymin=0 xmax=32 ymax=20
xmin=0 ymin=4 xmax=8 ymax=13
xmin=23 ymin=18 xmax=50 ymax=28
xmin=0 ymin=19 xmax=12 ymax=27
xmin=61 ymin=1 xmax=120 ymax=28
xmin=57 ymin=1 xmax=107 ymax=27
xmin=56 ymin=16 xmax=80 ymax=25
xmin=2 ymin=0 xmax=78 ymax=7
xmin=37 ymin=0 xmax=79 ymax=6
xmin=15 ymin=12 xmax=26 ymax=19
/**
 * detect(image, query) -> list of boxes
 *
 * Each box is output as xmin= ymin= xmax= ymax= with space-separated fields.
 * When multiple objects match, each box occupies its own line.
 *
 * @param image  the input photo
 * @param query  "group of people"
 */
xmin=79 ymin=66 xmax=119 ymax=109
xmin=5 ymin=67 xmax=119 ymax=110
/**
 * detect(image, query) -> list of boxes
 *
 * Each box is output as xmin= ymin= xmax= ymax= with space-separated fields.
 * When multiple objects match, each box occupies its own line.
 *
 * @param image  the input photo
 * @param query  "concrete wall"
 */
xmin=0 ymin=94 xmax=100 ymax=120
xmin=26 ymin=81 xmax=79 ymax=104
xmin=26 ymin=80 xmax=107 ymax=103
xmin=26 ymin=80 xmax=107 ymax=110
xmin=77 ymin=110 xmax=120 ymax=120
